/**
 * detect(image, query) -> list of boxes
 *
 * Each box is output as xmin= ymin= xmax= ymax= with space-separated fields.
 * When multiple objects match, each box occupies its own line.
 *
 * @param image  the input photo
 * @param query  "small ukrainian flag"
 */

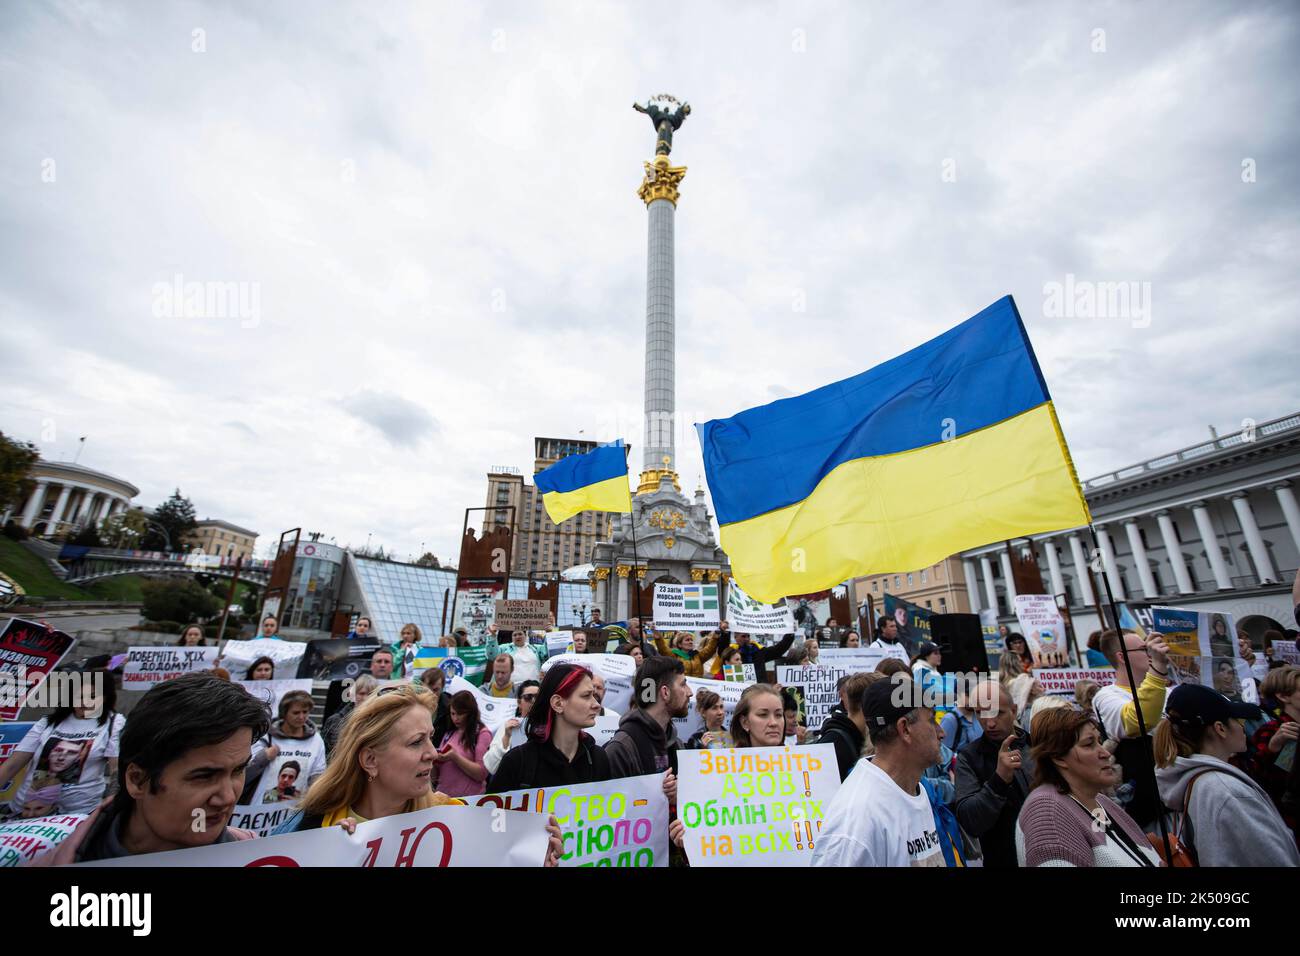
xmin=534 ymin=439 xmax=633 ymax=525
xmin=696 ymin=296 xmax=1091 ymax=603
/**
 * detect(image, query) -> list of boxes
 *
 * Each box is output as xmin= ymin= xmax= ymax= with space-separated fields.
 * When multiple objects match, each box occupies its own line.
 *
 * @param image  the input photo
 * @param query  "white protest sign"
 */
xmin=475 ymin=772 xmax=669 ymax=867
xmin=229 ymin=803 xmax=301 ymax=838
xmin=219 ymin=638 xmax=308 ymax=681
xmin=589 ymin=712 xmax=621 ymax=746
xmin=777 ymin=648 xmax=895 ymax=728
xmin=726 ymin=580 xmax=795 ymax=635
xmin=83 ymin=803 xmax=550 ymax=867
xmin=1014 ymin=595 xmax=1070 ymax=668
xmin=1031 ymin=667 xmax=1117 ymax=696
xmin=673 ymin=676 xmax=752 ymax=740
xmin=123 ymin=646 xmax=220 ymax=689
xmin=1273 ymin=639 xmax=1299 ymax=666
xmin=0 ymin=813 xmax=88 ymax=866
xmin=653 ymin=583 xmax=721 ymax=629
xmin=677 ymin=744 xmax=841 ymax=867
xmin=542 ymin=653 xmax=636 ymax=713
xmin=817 ymin=648 xmax=895 ymax=672
xmin=236 ymin=679 xmax=313 ymax=716
xmin=447 ymin=676 xmax=517 ymax=734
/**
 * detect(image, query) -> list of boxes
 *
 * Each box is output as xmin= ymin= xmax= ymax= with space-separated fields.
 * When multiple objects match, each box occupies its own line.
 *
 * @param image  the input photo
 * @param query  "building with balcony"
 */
xmin=185 ymin=519 xmax=259 ymax=561
xmin=959 ymin=413 xmax=1300 ymax=641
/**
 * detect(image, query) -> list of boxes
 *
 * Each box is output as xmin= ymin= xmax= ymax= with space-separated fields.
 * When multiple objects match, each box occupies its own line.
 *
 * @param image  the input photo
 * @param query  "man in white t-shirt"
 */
xmin=811 ymin=676 xmax=946 ymax=867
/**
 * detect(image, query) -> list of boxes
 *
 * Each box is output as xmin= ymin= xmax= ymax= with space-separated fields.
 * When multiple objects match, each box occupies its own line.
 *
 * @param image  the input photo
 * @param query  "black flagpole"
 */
xmin=626 ymin=456 xmax=645 ymax=631
xmin=1087 ymin=524 xmax=1172 ymax=864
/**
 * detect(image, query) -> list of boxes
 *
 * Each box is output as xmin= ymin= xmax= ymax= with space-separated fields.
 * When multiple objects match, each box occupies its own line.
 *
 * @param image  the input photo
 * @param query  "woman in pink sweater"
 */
xmin=431 ymin=691 xmax=492 ymax=798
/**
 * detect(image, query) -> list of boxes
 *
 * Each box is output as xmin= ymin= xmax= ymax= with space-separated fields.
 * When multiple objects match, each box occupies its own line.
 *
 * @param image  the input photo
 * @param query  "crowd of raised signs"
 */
xmin=1 ymin=587 xmax=1299 ymax=868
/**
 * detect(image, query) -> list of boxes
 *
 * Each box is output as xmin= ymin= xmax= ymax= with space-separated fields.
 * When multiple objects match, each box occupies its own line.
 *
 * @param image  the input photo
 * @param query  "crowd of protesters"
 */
xmin=5 ymin=577 xmax=1300 ymax=869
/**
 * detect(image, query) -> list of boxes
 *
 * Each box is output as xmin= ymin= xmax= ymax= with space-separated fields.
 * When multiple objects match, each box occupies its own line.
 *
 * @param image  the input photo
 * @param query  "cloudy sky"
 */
xmin=2 ymin=1 xmax=1297 ymax=562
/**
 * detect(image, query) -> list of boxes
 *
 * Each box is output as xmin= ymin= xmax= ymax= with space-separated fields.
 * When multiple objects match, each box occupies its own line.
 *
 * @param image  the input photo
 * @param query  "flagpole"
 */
xmin=1087 ymin=524 xmax=1172 ymax=864
xmin=626 ymin=479 xmax=645 ymax=632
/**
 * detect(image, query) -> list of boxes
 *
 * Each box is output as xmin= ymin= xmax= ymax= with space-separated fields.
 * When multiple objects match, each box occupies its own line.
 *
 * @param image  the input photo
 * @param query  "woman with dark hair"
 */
xmin=614 ymin=642 xmax=644 ymax=667
xmin=431 ymin=690 xmax=491 ymax=797
xmin=0 ymin=669 xmax=124 ymax=815
xmin=244 ymin=656 xmax=276 ymax=681
xmin=484 ymin=680 xmax=541 ymax=776
xmin=486 ymin=663 xmax=610 ymax=792
xmin=712 ymin=644 xmax=743 ymax=679
xmin=1016 ymin=708 xmax=1160 ymax=867
xmin=1006 ymin=633 xmax=1033 ymax=670
xmin=177 ymin=624 xmax=205 ymax=646
xmin=686 ymin=686 xmax=732 ymax=749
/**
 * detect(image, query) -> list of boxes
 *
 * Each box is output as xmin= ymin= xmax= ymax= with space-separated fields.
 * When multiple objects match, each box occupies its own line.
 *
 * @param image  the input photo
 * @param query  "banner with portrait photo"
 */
xmin=0 ymin=721 xmax=34 ymax=804
xmin=236 ymin=679 xmax=314 ymax=717
xmin=218 ymin=638 xmax=307 ymax=681
xmin=1149 ymin=606 xmax=1256 ymax=703
xmin=454 ymin=580 xmax=504 ymax=646
xmin=883 ymin=593 xmax=931 ymax=657
xmin=84 ymin=803 xmax=551 ymax=867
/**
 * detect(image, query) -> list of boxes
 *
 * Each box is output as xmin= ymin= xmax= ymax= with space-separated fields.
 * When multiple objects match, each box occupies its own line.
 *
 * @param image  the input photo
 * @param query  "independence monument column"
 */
xmin=633 ymin=94 xmax=690 ymax=492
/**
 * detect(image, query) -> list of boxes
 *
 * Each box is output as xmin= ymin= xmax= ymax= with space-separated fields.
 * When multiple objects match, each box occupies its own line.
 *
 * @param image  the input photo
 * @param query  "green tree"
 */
xmin=101 ymin=508 xmax=149 ymax=548
xmin=0 ymin=432 xmax=39 ymax=515
xmin=417 ymin=552 xmax=440 ymax=568
xmin=140 ymin=489 xmax=197 ymax=551
xmin=141 ymin=577 xmax=222 ymax=624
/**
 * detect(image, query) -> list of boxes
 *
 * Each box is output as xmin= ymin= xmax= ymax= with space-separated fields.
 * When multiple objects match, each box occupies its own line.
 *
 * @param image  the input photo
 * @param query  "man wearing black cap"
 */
xmin=811 ymin=677 xmax=945 ymax=867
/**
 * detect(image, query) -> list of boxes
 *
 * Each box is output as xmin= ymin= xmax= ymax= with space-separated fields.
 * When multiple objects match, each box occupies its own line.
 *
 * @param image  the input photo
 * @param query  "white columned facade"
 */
xmin=1044 ymin=538 xmax=1066 ymax=599
xmin=1067 ymin=533 xmax=1096 ymax=605
xmin=20 ymin=480 xmax=49 ymax=527
xmin=48 ymin=485 xmax=74 ymax=531
xmin=1230 ymin=492 xmax=1278 ymax=584
xmin=979 ymin=555 xmax=998 ymax=612
xmin=1271 ymin=481 xmax=1300 ymax=555
xmin=616 ymin=570 xmax=629 ymax=620
xmin=962 ymin=559 xmax=982 ymax=610
xmin=1155 ymin=510 xmax=1195 ymax=594
xmin=1095 ymin=525 xmax=1126 ymax=600
xmin=998 ymin=551 xmax=1018 ymax=604
xmin=1123 ymin=518 xmax=1160 ymax=598
xmin=1190 ymin=501 xmax=1233 ymax=590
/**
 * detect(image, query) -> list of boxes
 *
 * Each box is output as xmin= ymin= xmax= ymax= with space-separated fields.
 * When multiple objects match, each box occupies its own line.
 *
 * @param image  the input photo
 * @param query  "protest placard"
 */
xmin=83 ymin=803 xmax=550 ymax=867
xmin=218 ymin=638 xmax=307 ymax=681
xmin=653 ymin=583 xmax=720 ymax=629
xmin=295 ymin=638 xmax=379 ymax=681
xmin=0 ymin=721 xmax=34 ymax=803
xmin=1031 ymin=667 xmax=1116 ymax=696
xmin=122 ymin=646 xmax=220 ymax=689
xmin=236 ymin=679 xmax=314 ymax=716
xmin=1013 ymin=595 xmax=1071 ymax=667
xmin=1274 ymin=640 xmax=1300 ymax=666
xmin=494 ymin=600 xmax=551 ymax=631
xmin=883 ymin=593 xmax=931 ymax=656
xmin=412 ymin=646 xmax=489 ymax=686
xmin=542 ymin=653 xmax=635 ymax=713
xmin=725 ymin=581 xmax=794 ymax=635
xmin=1149 ymin=606 xmax=1254 ymax=699
xmin=777 ymin=649 xmax=895 ymax=728
xmin=454 ymin=580 xmax=502 ymax=646
xmin=545 ymin=632 xmax=573 ymax=658
xmin=0 ymin=813 xmax=88 ymax=867
xmin=0 ymin=618 xmax=76 ymax=720
xmin=722 ymin=663 xmax=756 ymax=683
xmin=980 ymin=609 xmax=1002 ymax=666
xmin=229 ymin=803 xmax=302 ymax=838
xmin=673 ymin=676 xmax=751 ymax=740
xmin=677 ymin=744 xmax=841 ymax=867
xmin=476 ymin=772 xmax=668 ymax=867
xmin=444 ymin=676 xmax=517 ymax=733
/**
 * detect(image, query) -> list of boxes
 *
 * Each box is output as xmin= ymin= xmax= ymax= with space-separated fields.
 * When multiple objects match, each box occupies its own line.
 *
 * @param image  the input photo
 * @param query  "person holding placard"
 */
xmin=1249 ymin=665 xmax=1300 ymax=846
xmin=685 ymin=687 xmax=733 ymax=750
xmin=257 ymin=616 xmax=281 ymax=640
xmin=727 ymin=631 xmax=794 ymax=684
xmin=244 ymin=657 xmax=275 ymax=681
xmin=1154 ymin=684 xmax=1298 ymax=866
xmin=36 ymin=674 xmax=270 ymax=863
xmin=653 ymin=630 xmax=719 ymax=678
xmin=483 ymin=680 xmax=540 ymax=776
xmin=392 ymin=623 xmax=422 ymax=678
xmin=487 ymin=663 xmax=611 ymax=792
xmin=0 ymin=670 xmax=124 ymax=817
xmin=729 ymin=684 xmax=786 ymax=749
xmin=177 ymin=624 xmax=206 ymax=647
xmin=497 ymin=628 xmax=545 ymax=683
xmin=245 ymin=691 xmax=326 ymax=806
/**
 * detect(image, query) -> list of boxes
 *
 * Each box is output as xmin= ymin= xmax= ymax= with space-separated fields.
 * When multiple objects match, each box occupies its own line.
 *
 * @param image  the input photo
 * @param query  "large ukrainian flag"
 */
xmin=696 ymin=296 xmax=1090 ymax=603
xmin=534 ymin=439 xmax=633 ymax=525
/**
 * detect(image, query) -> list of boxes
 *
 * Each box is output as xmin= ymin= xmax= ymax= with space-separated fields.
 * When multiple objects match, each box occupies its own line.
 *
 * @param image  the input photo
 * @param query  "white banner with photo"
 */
xmin=236 ymin=679 xmax=313 ymax=716
xmin=218 ymin=639 xmax=308 ymax=681
xmin=541 ymin=653 xmax=636 ymax=713
xmin=673 ymin=676 xmax=753 ymax=740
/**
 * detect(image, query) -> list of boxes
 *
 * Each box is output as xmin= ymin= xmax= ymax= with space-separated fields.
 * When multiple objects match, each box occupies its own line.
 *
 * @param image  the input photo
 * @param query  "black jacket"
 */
xmin=487 ymin=733 xmax=611 ymax=792
xmin=604 ymin=707 xmax=680 ymax=779
xmin=734 ymin=633 xmax=795 ymax=683
xmin=816 ymin=709 xmax=865 ymax=781
xmin=953 ymin=733 xmax=1035 ymax=869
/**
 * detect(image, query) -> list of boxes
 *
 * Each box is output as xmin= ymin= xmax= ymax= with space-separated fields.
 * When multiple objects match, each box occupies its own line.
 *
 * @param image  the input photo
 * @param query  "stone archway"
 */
xmin=1238 ymin=613 xmax=1286 ymax=648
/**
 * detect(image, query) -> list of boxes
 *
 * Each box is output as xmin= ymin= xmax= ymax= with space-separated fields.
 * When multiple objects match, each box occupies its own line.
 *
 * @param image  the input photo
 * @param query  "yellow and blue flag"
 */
xmin=696 ymin=296 xmax=1090 ymax=602
xmin=534 ymin=439 xmax=632 ymax=525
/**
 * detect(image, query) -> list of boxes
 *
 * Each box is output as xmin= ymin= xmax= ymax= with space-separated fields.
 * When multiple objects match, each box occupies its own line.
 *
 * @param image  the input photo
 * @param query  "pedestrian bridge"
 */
xmin=58 ymin=545 xmax=273 ymax=586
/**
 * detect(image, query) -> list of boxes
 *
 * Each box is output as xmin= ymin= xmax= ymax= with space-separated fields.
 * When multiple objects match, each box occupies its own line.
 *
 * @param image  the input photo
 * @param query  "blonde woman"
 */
xmin=392 ymin=623 xmax=423 ymax=677
xmin=654 ymin=630 xmax=719 ymax=678
xmin=274 ymin=685 xmax=562 ymax=864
